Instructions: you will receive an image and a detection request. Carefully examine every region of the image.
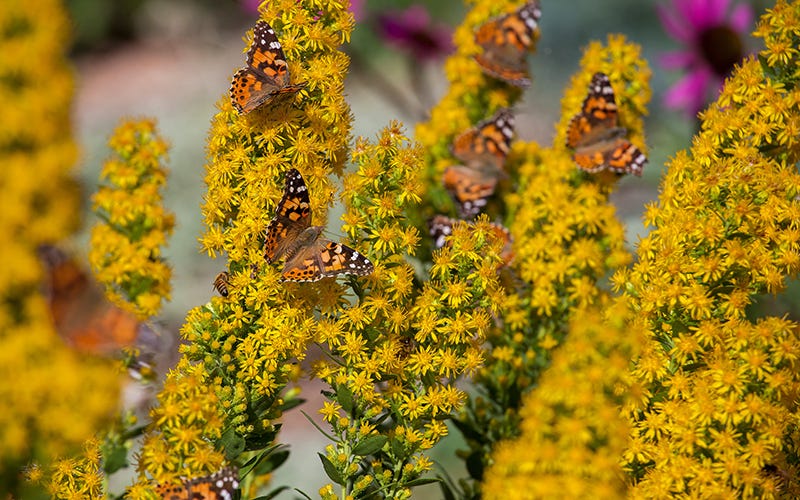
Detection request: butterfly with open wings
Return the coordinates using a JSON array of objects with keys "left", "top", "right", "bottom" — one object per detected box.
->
[
  {"left": 565, "top": 72, "right": 647, "bottom": 176},
  {"left": 263, "top": 169, "right": 373, "bottom": 282},
  {"left": 230, "top": 20, "right": 307, "bottom": 114},
  {"left": 474, "top": 1, "right": 542, "bottom": 87},
  {"left": 443, "top": 108, "right": 514, "bottom": 219}
]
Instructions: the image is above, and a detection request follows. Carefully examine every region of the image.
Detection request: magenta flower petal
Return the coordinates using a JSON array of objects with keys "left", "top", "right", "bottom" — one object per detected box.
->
[
  {"left": 664, "top": 68, "right": 713, "bottom": 115},
  {"left": 376, "top": 4, "right": 453, "bottom": 61},
  {"left": 729, "top": 3, "right": 754, "bottom": 32},
  {"left": 660, "top": 50, "right": 698, "bottom": 70},
  {"left": 657, "top": 4, "right": 693, "bottom": 42},
  {"left": 350, "top": 0, "right": 365, "bottom": 21}
]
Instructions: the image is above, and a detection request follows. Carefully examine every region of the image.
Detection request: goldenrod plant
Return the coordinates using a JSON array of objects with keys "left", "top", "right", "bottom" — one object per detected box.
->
[{"left": 90, "top": 119, "right": 175, "bottom": 320}]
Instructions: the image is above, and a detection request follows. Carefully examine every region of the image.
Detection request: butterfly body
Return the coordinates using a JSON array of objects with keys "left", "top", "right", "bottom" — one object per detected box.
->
[
  {"left": 443, "top": 109, "right": 514, "bottom": 219},
  {"left": 565, "top": 72, "right": 647, "bottom": 175},
  {"left": 474, "top": 1, "right": 541, "bottom": 87},
  {"left": 263, "top": 169, "right": 373, "bottom": 282},
  {"left": 230, "top": 20, "right": 307, "bottom": 114}
]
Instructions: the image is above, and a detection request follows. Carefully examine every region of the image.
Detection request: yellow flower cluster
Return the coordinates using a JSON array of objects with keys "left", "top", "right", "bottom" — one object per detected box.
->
[
  {"left": 134, "top": 0, "right": 356, "bottom": 486},
  {"left": 616, "top": 1, "right": 800, "bottom": 496},
  {"left": 135, "top": 358, "right": 228, "bottom": 488},
  {"left": 315, "top": 123, "right": 502, "bottom": 497},
  {"left": 41, "top": 439, "right": 105, "bottom": 499},
  {"left": 483, "top": 299, "right": 644, "bottom": 499},
  {"left": 90, "top": 119, "right": 175, "bottom": 319},
  {"left": 200, "top": 0, "right": 354, "bottom": 264},
  {"left": 0, "top": 1, "right": 121, "bottom": 497}
]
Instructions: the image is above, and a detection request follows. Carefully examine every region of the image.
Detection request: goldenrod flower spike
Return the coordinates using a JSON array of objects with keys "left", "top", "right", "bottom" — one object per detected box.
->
[
  {"left": 483, "top": 300, "right": 645, "bottom": 499},
  {"left": 133, "top": 0, "right": 358, "bottom": 490},
  {"left": 90, "top": 119, "right": 175, "bottom": 320},
  {"left": 618, "top": 1, "right": 800, "bottom": 496},
  {"left": 315, "top": 122, "right": 503, "bottom": 497}
]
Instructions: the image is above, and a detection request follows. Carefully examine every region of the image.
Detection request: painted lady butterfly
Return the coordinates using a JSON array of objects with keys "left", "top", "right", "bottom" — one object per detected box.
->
[
  {"left": 230, "top": 20, "right": 307, "bottom": 114},
  {"left": 37, "top": 245, "right": 149, "bottom": 356},
  {"left": 565, "top": 72, "right": 647, "bottom": 176},
  {"left": 443, "top": 108, "right": 514, "bottom": 219},
  {"left": 213, "top": 271, "right": 230, "bottom": 297},
  {"left": 155, "top": 467, "right": 239, "bottom": 500},
  {"left": 428, "top": 215, "right": 514, "bottom": 264},
  {"left": 263, "top": 169, "right": 374, "bottom": 282},
  {"left": 474, "top": 1, "right": 542, "bottom": 87}
]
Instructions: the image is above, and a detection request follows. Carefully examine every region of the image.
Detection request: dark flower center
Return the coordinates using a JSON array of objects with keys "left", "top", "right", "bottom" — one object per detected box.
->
[{"left": 699, "top": 25, "right": 744, "bottom": 77}]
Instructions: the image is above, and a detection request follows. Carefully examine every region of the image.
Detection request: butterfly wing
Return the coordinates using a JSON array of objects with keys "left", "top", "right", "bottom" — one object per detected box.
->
[
  {"left": 264, "top": 168, "right": 312, "bottom": 263},
  {"left": 282, "top": 238, "right": 373, "bottom": 282},
  {"left": 442, "top": 165, "right": 498, "bottom": 219},
  {"left": 155, "top": 467, "right": 239, "bottom": 500},
  {"left": 38, "top": 245, "right": 141, "bottom": 355},
  {"left": 451, "top": 108, "right": 515, "bottom": 171},
  {"left": 604, "top": 140, "right": 647, "bottom": 176},
  {"left": 230, "top": 20, "right": 307, "bottom": 114},
  {"left": 428, "top": 215, "right": 456, "bottom": 249},
  {"left": 474, "top": 1, "right": 541, "bottom": 87},
  {"left": 186, "top": 467, "right": 239, "bottom": 500}
]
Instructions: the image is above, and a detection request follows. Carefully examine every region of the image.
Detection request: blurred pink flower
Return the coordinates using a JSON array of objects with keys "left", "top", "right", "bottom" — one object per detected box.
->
[
  {"left": 350, "top": 0, "right": 365, "bottom": 21},
  {"left": 376, "top": 5, "right": 454, "bottom": 61},
  {"left": 658, "top": 0, "right": 754, "bottom": 116}
]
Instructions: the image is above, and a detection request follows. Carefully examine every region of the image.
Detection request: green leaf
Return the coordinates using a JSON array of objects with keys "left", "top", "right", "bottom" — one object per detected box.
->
[
  {"left": 352, "top": 435, "right": 388, "bottom": 456},
  {"left": 439, "top": 479, "right": 457, "bottom": 500},
  {"left": 240, "top": 445, "right": 290, "bottom": 477},
  {"left": 405, "top": 477, "right": 440, "bottom": 486},
  {"left": 218, "top": 428, "right": 246, "bottom": 460},
  {"left": 318, "top": 453, "right": 344, "bottom": 485},
  {"left": 253, "top": 449, "right": 290, "bottom": 476},
  {"left": 301, "top": 410, "right": 336, "bottom": 441},
  {"left": 336, "top": 385, "right": 354, "bottom": 414},
  {"left": 102, "top": 444, "right": 129, "bottom": 474},
  {"left": 293, "top": 489, "right": 313, "bottom": 500},
  {"left": 251, "top": 486, "right": 290, "bottom": 500},
  {"left": 279, "top": 396, "right": 305, "bottom": 412}
]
